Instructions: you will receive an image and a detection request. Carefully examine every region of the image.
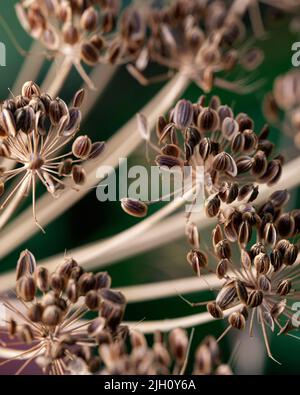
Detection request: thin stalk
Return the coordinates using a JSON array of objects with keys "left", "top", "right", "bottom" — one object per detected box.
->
[
  {"left": 43, "top": 57, "right": 73, "bottom": 98},
  {"left": 126, "top": 305, "right": 242, "bottom": 334},
  {"left": 35, "top": 155, "right": 300, "bottom": 272},
  {"left": 0, "top": 73, "right": 189, "bottom": 259}
]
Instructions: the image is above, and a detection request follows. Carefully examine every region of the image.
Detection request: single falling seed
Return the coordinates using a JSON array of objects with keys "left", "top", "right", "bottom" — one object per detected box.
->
[
  {"left": 16, "top": 249, "right": 36, "bottom": 280},
  {"left": 121, "top": 198, "right": 148, "bottom": 218},
  {"left": 155, "top": 154, "right": 183, "bottom": 169},
  {"left": 173, "top": 99, "right": 194, "bottom": 129}
]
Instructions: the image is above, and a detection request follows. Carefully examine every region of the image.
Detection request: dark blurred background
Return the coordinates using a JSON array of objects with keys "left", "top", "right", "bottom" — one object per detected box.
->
[{"left": 0, "top": 0, "right": 299, "bottom": 374}]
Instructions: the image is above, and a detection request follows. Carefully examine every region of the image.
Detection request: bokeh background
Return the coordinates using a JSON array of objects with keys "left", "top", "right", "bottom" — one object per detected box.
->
[{"left": 0, "top": 0, "right": 299, "bottom": 374}]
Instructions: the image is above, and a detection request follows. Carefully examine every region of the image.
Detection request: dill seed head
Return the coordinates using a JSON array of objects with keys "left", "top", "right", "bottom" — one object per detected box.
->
[
  {"left": 0, "top": 250, "right": 127, "bottom": 375},
  {"left": 0, "top": 81, "right": 105, "bottom": 230}
]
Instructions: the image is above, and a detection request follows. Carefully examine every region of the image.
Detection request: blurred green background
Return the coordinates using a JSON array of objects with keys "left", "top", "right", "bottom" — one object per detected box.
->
[{"left": 0, "top": 0, "right": 299, "bottom": 374}]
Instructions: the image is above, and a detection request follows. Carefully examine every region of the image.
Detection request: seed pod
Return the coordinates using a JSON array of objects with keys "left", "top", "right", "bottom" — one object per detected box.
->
[
  {"left": 169, "top": 328, "right": 188, "bottom": 364},
  {"left": 49, "top": 99, "right": 67, "bottom": 125},
  {"left": 50, "top": 272, "right": 66, "bottom": 294},
  {"left": 121, "top": 198, "right": 148, "bottom": 218},
  {"left": 42, "top": 305, "right": 62, "bottom": 326},
  {"left": 81, "top": 42, "right": 99, "bottom": 65},
  {"left": 236, "top": 113, "right": 254, "bottom": 131},
  {"left": 2, "top": 109, "right": 16, "bottom": 137},
  {"left": 221, "top": 117, "right": 238, "bottom": 140},
  {"left": 81, "top": 7, "right": 98, "bottom": 31},
  {"left": 205, "top": 194, "right": 220, "bottom": 218},
  {"left": 277, "top": 213, "right": 295, "bottom": 238},
  {"left": 276, "top": 279, "right": 291, "bottom": 296},
  {"left": 85, "top": 290, "right": 101, "bottom": 311},
  {"left": 16, "top": 275, "right": 36, "bottom": 302},
  {"left": 173, "top": 99, "right": 193, "bottom": 129},
  {"left": 250, "top": 242, "right": 266, "bottom": 258},
  {"left": 247, "top": 290, "right": 263, "bottom": 308},
  {"left": 187, "top": 249, "right": 208, "bottom": 274},
  {"left": 78, "top": 272, "right": 96, "bottom": 295},
  {"left": 238, "top": 221, "right": 251, "bottom": 247},
  {"left": 215, "top": 239, "right": 231, "bottom": 260},
  {"left": 197, "top": 107, "right": 219, "bottom": 132},
  {"left": 156, "top": 116, "right": 167, "bottom": 139},
  {"left": 254, "top": 253, "right": 270, "bottom": 274},
  {"left": 270, "top": 249, "right": 283, "bottom": 272},
  {"left": 72, "top": 135, "right": 92, "bottom": 159},
  {"left": 251, "top": 151, "right": 267, "bottom": 177},
  {"left": 72, "top": 165, "right": 86, "bottom": 185},
  {"left": 235, "top": 280, "right": 248, "bottom": 304},
  {"left": 207, "top": 302, "right": 223, "bottom": 319},
  {"left": 73, "top": 89, "right": 85, "bottom": 108},
  {"left": 263, "top": 222, "right": 277, "bottom": 247},
  {"left": 22, "top": 81, "right": 41, "bottom": 98},
  {"left": 199, "top": 137, "right": 212, "bottom": 161},
  {"left": 229, "top": 312, "right": 245, "bottom": 330},
  {"left": 90, "top": 34, "right": 104, "bottom": 51},
  {"left": 241, "top": 249, "right": 251, "bottom": 270},
  {"left": 35, "top": 267, "right": 50, "bottom": 292},
  {"left": 16, "top": 249, "right": 36, "bottom": 280},
  {"left": 94, "top": 272, "right": 111, "bottom": 290},
  {"left": 66, "top": 279, "right": 79, "bottom": 303},
  {"left": 27, "top": 303, "right": 44, "bottom": 323},
  {"left": 231, "top": 132, "right": 245, "bottom": 153},
  {"left": 218, "top": 105, "right": 234, "bottom": 124},
  {"left": 194, "top": 343, "right": 212, "bottom": 374},
  {"left": 155, "top": 154, "right": 183, "bottom": 169},
  {"left": 8, "top": 319, "right": 17, "bottom": 338},
  {"left": 216, "top": 283, "right": 237, "bottom": 310},
  {"left": 216, "top": 259, "right": 229, "bottom": 279},
  {"left": 258, "top": 275, "right": 271, "bottom": 292},
  {"left": 236, "top": 156, "right": 253, "bottom": 174},
  {"left": 276, "top": 239, "right": 290, "bottom": 256},
  {"left": 283, "top": 244, "right": 298, "bottom": 266},
  {"left": 57, "top": 258, "right": 78, "bottom": 278},
  {"left": 63, "top": 23, "right": 79, "bottom": 45},
  {"left": 212, "top": 224, "right": 223, "bottom": 248}
]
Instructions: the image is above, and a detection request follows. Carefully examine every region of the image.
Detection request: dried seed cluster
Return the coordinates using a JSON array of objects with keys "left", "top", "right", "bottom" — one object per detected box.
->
[
  {"left": 186, "top": 188, "right": 300, "bottom": 362},
  {"left": 16, "top": 0, "right": 121, "bottom": 87},
  {"left": 123, "top": 95, "right": 282, "bottom": 219},
  {"left": 0, "top": 81, "right": 105, "bottom": 229},
  {"left": 264, "top": 70, "right": 300, "bottom": 148},
  {"left": 125, "top": 0, "right": 263, "bottom": 91},
  {"left": 0, "top": 249, "right": 127, "bottom": 375},
  {"left": 69, "top": 329, "right": 232, "bottom": 375}
]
